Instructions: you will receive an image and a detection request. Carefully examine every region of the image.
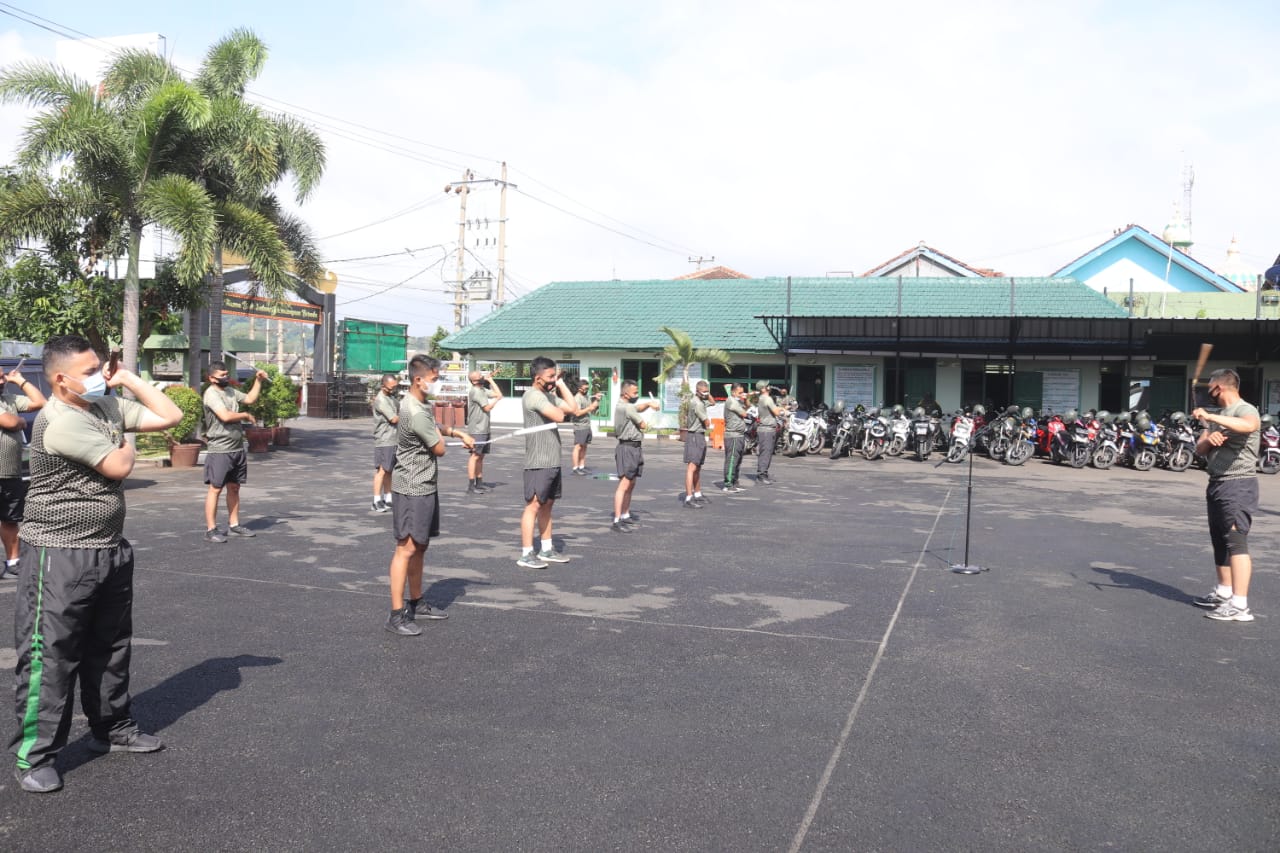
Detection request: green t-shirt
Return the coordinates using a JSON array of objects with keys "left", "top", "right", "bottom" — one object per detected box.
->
[
  {"left": 203, "top": 385, "right": 249, "bottom": 454},
  {"left": 22, "top": 396, "right": 146, "bottom": 548},
  {"left": 372, "top": 391, "right": 400, "bottom": 447},
  {"left": 724, "top": 398, "right": 747, "bottom": 437},
  {"left": 614, "top": 401, "right": 644, "bottom": 442},
  {"left": 0, "top": 392, "right": 32, "bottom": 478},
  {"left": 467, "top": 384, "right": 495, "bottom": 433},
  {"left": 392, "top": 394, "right": 441, "bottom": 496},
  {"left": 757, "top": 391, "right": 778, "bottom": 428},
  {"left": 1206, "top": 400, "right": 1260, "bottom": 480},
  {"left": 572, "top": 393, "right": 592, "bottom": 427},
  {"left": 522, "top": 387, "right": 563, "bottom": 470},
  {"left": 684, "top": 396, "right": 708, "bottom": 433}
]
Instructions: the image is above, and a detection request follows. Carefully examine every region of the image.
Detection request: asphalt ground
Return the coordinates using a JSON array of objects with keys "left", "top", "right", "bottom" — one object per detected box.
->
[{"left": 0, "top": 420, "right": 1278, "bottom": 852}]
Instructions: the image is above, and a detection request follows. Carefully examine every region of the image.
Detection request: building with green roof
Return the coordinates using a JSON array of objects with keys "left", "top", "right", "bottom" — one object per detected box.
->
[{"left": 442, "top": 276, "right": 1280, "bottom": 426}]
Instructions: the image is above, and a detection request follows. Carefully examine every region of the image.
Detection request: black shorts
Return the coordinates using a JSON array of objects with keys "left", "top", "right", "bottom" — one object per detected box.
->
[
  {"left": 204, "top": 450, "right": 248, "bottom": 488},
  {"left": 615, "top": 442, "right": 644, "bottom": 480},
  {"left": 1207, "top": 477, "right": 1259, "bottom": 565},
  {"left": 0, "top": 477, "right": 27, "bottom": 523},
  {"left": 573, "top": 426, "right": 592, "bottom": 447},
  {"left": 392, "top": 492, "right": 440, "bottom": 545},
  {"left": 469, "top": 433, "right": 491, "bottom": 456},
  {"left": 374, "top": 445, "right": 397, "bottom": 473},
  {"left": 683, "top": 432, "right": 707, "bottom": 465},
  {"left": 523, "top": 468, "right": 562, "bottom": 504}
]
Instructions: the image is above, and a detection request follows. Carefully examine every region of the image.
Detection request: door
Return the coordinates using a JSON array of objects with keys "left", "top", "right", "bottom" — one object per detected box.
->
[
  {"left": 796, "top": 365, "right": 824, "bottom": 410},
  {"left": 588, "top": 367, "right": 613, "bottom": 420}
]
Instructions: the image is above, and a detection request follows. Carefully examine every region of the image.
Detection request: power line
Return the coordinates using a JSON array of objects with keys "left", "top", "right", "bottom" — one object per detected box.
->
[
  {"left": 336, "top": 253, "right": 449, "bottom": 306},
  {"left": 512, "top": 187, "right": 688, "bottom": 256}
]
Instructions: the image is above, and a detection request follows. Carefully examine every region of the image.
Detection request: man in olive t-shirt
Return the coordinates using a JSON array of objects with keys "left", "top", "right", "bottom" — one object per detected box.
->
[
  {"left": 682, "top": 381, "right": 711, "bottom": 508},
  {"left": 610, "top": 380, "right": 658, "bottom": 533},
  {"left": 517, "top": 358, "right": 587, "bottom": 569},
  {"left": 465, "top": 370, "right": 502, "bottom": 494},
  {"left": 721, "top": 384, "right": 748, "bottom": 492},
  {"left": 1191, "top": 368, "right": 1262, "bottom": 622},
  {"left": 570, "top": 378, "right": 602, "bottom": 475},
  {"left": 0, "top": 365, "right": 45, "bottom": 577},
  {"left": 11, "top": 335, "right": 181, "bottom": 794},
  {"left": 201, "top": 362, "right": 267, "bottom": 544},
  {"left": 370, "top": 373, "right": 400, "bottom": 513}
]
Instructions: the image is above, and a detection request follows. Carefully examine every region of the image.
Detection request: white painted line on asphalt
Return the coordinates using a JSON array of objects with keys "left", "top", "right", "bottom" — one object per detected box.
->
[{"left": 787, "top": 488, "right": 953, "bottom": 853}]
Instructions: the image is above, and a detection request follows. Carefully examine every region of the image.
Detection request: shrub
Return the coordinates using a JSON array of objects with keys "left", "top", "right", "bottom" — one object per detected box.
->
[{"left": 163, "top": 385, "right": 203, "bottom": 445}]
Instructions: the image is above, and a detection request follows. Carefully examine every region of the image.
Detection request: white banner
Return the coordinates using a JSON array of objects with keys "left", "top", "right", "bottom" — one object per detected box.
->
[
  {"left": 662, "top": 364, "right": 702, "bottom": 412},
  {"left": 832, "top": 365, "right": 876, "bottom": 408},
  {"left": 1041, "top": 369, "right": 1080, "bottom": 413}
]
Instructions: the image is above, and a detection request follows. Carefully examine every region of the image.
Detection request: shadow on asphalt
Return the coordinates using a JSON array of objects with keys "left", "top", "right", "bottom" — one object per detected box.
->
[
  {"left": 425, "top": 577, "right": 492, "bottom": 608},
  {"left": 59, "top": 654, "right": 283, "bottom": 773},
  {"left": 1088, "top": 564, "right": 1196, "bottom": 605}
]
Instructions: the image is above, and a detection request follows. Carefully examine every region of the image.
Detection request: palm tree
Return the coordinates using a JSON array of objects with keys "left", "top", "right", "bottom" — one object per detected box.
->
[
  {"left": 182, "top": 29, "right": 326, "bottom": 381},
  {"left": 654, "top": 326, "right": 733, "bottom": 420},
  {"left": 0, "top": 43, "right": 298, "bottom": 376}
]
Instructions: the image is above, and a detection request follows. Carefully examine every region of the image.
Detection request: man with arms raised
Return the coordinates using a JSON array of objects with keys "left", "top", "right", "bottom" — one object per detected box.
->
[
  {"left": 370, "top": 373, "right": 400, "bottom": 513},
  {"left": 1191, "top": 368, "right": 1262, "bottom": 622},
  {"left": 682, "top": 380, "right": 712, "bottom": 508},
  {"left": 570, "top": 377, "right": 602, "bottom": 475},
  {"left": 385, "top": 355, "right": 474, "bottom": 635},
  {"left": 0, "top": 364, "right": 46, "bottom": 578},
  {"left": 465, "top": 369, "right": 502, "bottom": 495},
  {"left": 11, "top": 335, "right": 181, "bottom": 793},
  {"left": 202, "top": 361, "right": 268, "bottom": 543},
  {"left": 611, "top": 379, "right": 659, "bottom": 532},
  {"left": 517, "top": 357, "right": 584, "bottom": 569}
]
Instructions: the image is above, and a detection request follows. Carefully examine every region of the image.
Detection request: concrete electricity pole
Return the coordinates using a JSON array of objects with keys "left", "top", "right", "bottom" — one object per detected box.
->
[{"left": 451, "top": 168, "right": 473, "bottom": 331}]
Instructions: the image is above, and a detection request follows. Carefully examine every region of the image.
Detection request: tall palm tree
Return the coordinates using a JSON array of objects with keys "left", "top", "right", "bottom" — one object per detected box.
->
[
  {"left": 654, "top": 325, "right": 733, "bottom": 408},
  {"left": 0, "top": 43, "right": 298, "bottom": 376},
  {"left": 183, "top": 29, "right": 326, "bottom": 381}
]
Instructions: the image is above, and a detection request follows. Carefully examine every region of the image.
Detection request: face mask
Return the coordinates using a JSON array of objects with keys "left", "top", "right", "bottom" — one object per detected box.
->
[
  {"left": 74, "top": 371, "right": 107, "bottom": 400},
  {"left": 213, "top": 376, "right": 231, "bottom": 388},
  {"left": 427, "top": 380, "right": 442, "bottom": 396}
]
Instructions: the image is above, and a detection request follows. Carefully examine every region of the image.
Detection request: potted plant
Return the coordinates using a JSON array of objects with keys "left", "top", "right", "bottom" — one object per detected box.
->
[
  {"left": 653, "top": 326, "right": 732, "bottom": 439},
  {"left": 246, "top": 363, "right": 300, "bottom": 447},
  {"left": 162, "top": 385, "right": 204, "bottom": 468}
]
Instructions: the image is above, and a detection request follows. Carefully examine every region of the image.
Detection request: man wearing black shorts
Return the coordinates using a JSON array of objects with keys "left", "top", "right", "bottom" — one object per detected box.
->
[
  {"left": 11, "top": 335, "right": 181, "bottom": 793},
  {"left": 517, "top": 358, "right": 582, "bottom": 569},
  {"left": 754, "top": 380, "right": 782, "bottom": 485},
  {"left": 611, "top": 380, "right": 658, "bottom": 533},
  {"left": 570, "top": 378, "right": 602, "bottom": 475},
  {"left": 682, "top": 380, "right": 711, "bottom": 508},
  {"left": 201, "top": 362, "right": 267, "bottom": 543},
  {"left": 371, "top": 373, "right": 400, "bottom": 512},
  {"left": 465, "top": 370, "right": 502, "bottom": 494},
  {"left": 0, "top": 365, "right": 45, "bottom": 578},
  {"left": 1191, "top": 368, "right": 1261, "bottom": 622},
  {"left": 385, "top": 354, "right": 474, "bottom": 635}
]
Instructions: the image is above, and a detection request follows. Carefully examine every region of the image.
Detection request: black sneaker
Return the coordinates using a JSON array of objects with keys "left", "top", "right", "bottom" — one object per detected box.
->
[
  {"left": 683, "top": 498, "right": 702, "bottom": 509},
  {"left": 466, "top": 484, "right": 477, "bottom": 495},
  {"left": 620, "top": 515, "right": 638, "bottom": 525},
  {"left": 204, "top": 528, "right": 227, "bottom": 544},
  {"left": 228, "top": 525, "right": 256, "bottom": 537},
  {"left": 1192, "top": 590, "right": 1230, "bottom": 608},
  {"left": 757, "top": 474, "right": 774, "bottom": 485},
  {"left": 88, "top": 730, "right": 164, "bottom": 754},
  {"left": 371, "top": 499, "right": 389, "bottom": 513},
  {"left": 385, "top": 607, "right": 423, "bottom": 635},
  {"left": 692, "top": 496, "right": 710, "bottom": 506},
  {"left": 408, "top": 598, "right": 449, "bottom": 621},
  {"left": 473, "top": 481, "right": 489, "bottom": 493},
  {"left": 0, "top": 562, "right": 18, "bottom": 579},
  {"left": 14, "top": 765, "right": 62, "bottom": 793},
  {"left": 610, "top": 521, "right": 633, "bottom": 534}
]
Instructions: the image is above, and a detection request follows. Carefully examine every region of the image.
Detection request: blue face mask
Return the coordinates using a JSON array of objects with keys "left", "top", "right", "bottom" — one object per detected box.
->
[{"left": 75, "top": 371, "right": 107, "bottom": 400}]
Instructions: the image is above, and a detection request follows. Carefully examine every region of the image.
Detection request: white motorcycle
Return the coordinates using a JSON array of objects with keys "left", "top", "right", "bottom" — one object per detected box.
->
[{"left": 785, "top": 409, "right": 825, "bottom": 456}]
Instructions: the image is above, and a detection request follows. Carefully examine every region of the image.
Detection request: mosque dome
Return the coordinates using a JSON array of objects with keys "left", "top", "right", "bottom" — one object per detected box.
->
[
  {"left": 1162, "top": 204, "right": 1192, "bottom": 249},
  {"left": 1222, "top": 235, "right": 1258, "bottom": 291}
]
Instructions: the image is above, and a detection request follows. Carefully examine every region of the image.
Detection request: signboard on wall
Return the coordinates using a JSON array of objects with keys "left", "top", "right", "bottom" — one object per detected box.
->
[
  {"left": 832, "top": 365, "right": 875, "bottom": 408},
  {"left": 662, "top": 364, "right": 702, "bottom": 412},
  {"left": 1041, "top": 369, "right": 1080, "bottom": 413}
]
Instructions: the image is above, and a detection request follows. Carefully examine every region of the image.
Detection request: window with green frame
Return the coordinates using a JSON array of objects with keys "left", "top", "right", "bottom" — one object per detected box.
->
[
  {"left": 621, "top": 359, "right": 661, "bottom": 400},
  {"left": 707, "top": 363, "right": 787, "bottom": 398}
]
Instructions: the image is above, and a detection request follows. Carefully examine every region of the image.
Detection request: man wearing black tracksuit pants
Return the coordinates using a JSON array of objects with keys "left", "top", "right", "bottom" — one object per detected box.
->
[
  {"left": 721, "top": 384, "right": 747, "bottom": 493},
  {"left": 10, "top": 335, "right": 181, "bottom": 794}
]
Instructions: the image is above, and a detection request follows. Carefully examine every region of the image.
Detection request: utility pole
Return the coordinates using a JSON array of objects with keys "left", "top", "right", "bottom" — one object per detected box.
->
[
  {"left": 496, "top": 161, "right": 509, "bottom": 308},
  {"left": 688, "top": 255, "right": 715, "bottom": 271},
  {"left": 452, "top": 168, "right": 473, "bottom": 331}
]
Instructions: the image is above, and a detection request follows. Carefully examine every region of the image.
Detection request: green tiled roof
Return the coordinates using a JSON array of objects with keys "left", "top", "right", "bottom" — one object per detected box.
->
[{"left": 442, "top": 277, "right": 1126, "bottom": 353}]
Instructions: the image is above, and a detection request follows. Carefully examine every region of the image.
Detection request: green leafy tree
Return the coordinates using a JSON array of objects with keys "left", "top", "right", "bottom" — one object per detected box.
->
[
  {"left": 246, "top": 362, "right": 300, "bottom": 427},
  {"left": 428, "top": 325, "right": 451, "bottom": 360},
  {"left": 654, "top": 325, "right": 732, "bottom": 423},
  {"left": 0, "top": 33, "right": 307, "bottom": 377}
]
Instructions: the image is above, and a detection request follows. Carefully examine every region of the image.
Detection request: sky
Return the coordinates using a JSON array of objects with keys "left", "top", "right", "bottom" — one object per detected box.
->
[{"left": 1, "top": 0, "right": 1279, "bottom": 336}]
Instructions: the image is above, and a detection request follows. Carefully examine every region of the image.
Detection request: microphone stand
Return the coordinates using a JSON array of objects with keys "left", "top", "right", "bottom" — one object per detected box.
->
[{"left": 935, "top": 421, "right": 992, "bottom": 575}]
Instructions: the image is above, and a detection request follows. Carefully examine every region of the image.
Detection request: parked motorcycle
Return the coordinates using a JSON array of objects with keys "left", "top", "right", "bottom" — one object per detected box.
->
[
  {"left": 785, "top": 407, "right": 826, "bottom": 456},
  {"left": 1157, "top": 411, "right": 1195, "bottom": 472},
  {"left": 1091, "top": 411, "right": 1122, "bottom": 469},
  {"left": 987, "top": 406, "right": 1019, "bottom": 462},
  {"left": 860, "top": 406, "right": 890, "bottom": 460},
  {"left": 1128, "top": 411, "right": 1160, "bottom": 471},
  {"left": 910, "top": 407, "right": 939, "bottom": 461},
  {"left": 886, "top": 404, "right": 910, "bottom": 457},
  {"left": 1259, "top": 414, "right": 1280, "bottom": 474},
  {"left": 828, "top": 403, "right": 858, "bottom": 459},
  {"left": 1003, "top": 407, "right": 1037, "bottom": 466},
  {"left": 1050, "top": 409, "right": 1092, "bottom": 468},
  {"left": 946, "top": 408, "right": 976, "bottom": 463}
]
